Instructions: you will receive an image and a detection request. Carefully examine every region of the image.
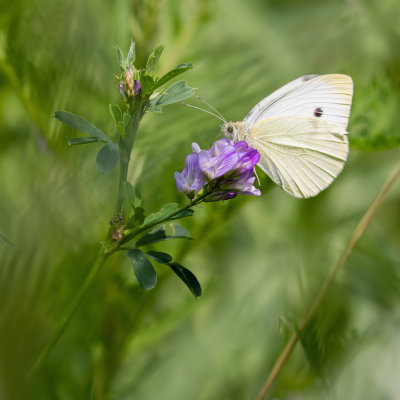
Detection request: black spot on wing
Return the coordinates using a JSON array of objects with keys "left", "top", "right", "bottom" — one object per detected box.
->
[{"left": 314, "top": 107, "right": 323, "bottom": 117}]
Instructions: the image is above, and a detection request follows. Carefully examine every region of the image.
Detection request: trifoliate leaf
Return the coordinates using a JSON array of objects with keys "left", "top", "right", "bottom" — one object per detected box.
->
[
  {"left": 96, "top": 141, "right": 119, "bottom": 173},
  {"left": 127, "top": 249, "right": 157, "bottom": 290}
]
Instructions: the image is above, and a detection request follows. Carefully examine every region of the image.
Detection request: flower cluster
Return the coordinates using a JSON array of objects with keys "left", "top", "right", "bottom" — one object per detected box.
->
[
  {"left": 120, "top": 67, "right": 141, "bottom": 98},
  {"left": 175, "top": 139, "right": 261, "bottom": 201}
]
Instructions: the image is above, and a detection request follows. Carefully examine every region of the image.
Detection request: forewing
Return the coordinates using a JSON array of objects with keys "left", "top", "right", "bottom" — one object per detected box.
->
[
  {"left": 243, "top": 74, "right": 353, "bottom": 130},
  {"left": 248, "top": 116, "right": 349, "bottom": 198}
]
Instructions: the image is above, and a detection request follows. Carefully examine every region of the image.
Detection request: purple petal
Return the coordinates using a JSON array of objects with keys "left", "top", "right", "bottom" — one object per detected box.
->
[
  {"left": 174, "top": 171, "right": 186, "bottom": 192},
  {"left": 192, "top": 143, "right": 201, "bottom": 153},
  {"left": 119, "top": 82, "right": 124, "bottom": 96},
  {"left": 208, "top": 138, "right": 231, "bottom": 157},
  {"left": 134, "top": 79, "right": 141, "bottom": 95},
  {"left": 201, "top": 145, "right": 239, "bottom": 180},
  {"left": 175, "top": 153, "right": 205, "bottom": 198},
  {"left": 233, "top": 141, "right": 250, "bottom": 153},
  {"left": 235, "top": 149, "right": 260, "bottom": 174},
  {"left": 198, "top": 150, "right": 210, "bottom": 172},
  {"left": 204, "top": 191, "right": 237, "bottom": 202}
]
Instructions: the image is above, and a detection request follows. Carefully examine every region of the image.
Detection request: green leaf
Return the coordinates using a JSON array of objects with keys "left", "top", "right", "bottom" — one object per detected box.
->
[
  {"left": 147, "top": 251, "right": 172, "bottom": 264},
  {"left": 168, "top": 262, "right": 201, "bottom": 298},
  {"left": 140, "top": 72, "right": 156, "bottom": 94},
  {"left": 0, "top": 231, "right": 14, "bottom": 247},
  {"left": 147, "top": 106, "right": 163, "bottom": 114},
  {"left": 116, "top": 46, "right": 125, "bottom": 70},
  {"left": 126, "top": 41, "right": 136, "bottom": 66},
  {"left": 136, "top": 229, "right": 168, "bottom": 247},
  {"left": 96, "top": 141, "right": 119, "bottom": 173},
  {"left": 146, "top": 44, "right": 165, "bottom": 75},
  {"left": 152, "top": 62, "right": 193, "bottom": 91},
  {"left": 136, "top": 223, "right": 191, "bottom": 247},
  {"left": 68, "top": 137, "right": 100, "bottom": 146},
  {"left": 143, "top": 203, "right": 179, "bottom": 225},
  {"left": 109, "top": 104, "right": 123, "bottom": 126},
  {"left": 167, "top": 223, "right": 191, "bottom": 238},
  {"left": 55, "top": 111, "right": 109, "bottom": 142},
  {"left": 170, "top": 209, "right": 194, "bottom": 220},
  {"left": 127, "top": 249, "right": 157, "bottom": 290},
  {"left": 149, "top": 81, "right": 194, "bottom": 108}
]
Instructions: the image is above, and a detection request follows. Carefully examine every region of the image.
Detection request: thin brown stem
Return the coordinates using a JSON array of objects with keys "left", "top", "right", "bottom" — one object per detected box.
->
[{"left": 255, "top": 161, "right": 400, "bottom": 400}]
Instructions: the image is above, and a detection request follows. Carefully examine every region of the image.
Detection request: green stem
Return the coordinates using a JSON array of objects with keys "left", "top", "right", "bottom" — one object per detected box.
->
[
  {"left": 28, "top": 246, "right": 111, "bottom": 379},
  {"left": 255, "top": 161, "right": 400, "bottom": 400},
  {"left": 28, "top": 98, "right": 148, "bottom": 378},
  {"left": 119, "top": 192, "right": 209, "bottom": 246},
  {"left": 114, "top": 101, "right": 147, "bottom": 216}
]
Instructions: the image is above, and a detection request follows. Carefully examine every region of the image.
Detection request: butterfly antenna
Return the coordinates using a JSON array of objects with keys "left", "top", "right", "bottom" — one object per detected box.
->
[
  {"left": 254, "top": 167, "right": 261, "bottom": 186},
  {"left": 181, "top": 102, "right": 226, "bottom": 123},
  {"left": 196, "top": 96, "right": 227, "bottom": 123}
]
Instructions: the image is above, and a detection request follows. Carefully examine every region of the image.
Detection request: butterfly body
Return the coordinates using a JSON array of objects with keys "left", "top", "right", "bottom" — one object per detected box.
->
[{"left": 221, "top": 74, "right": 353, "bottom": 198}]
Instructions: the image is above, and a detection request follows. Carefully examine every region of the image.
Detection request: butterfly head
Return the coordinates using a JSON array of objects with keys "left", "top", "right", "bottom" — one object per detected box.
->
[{"left": 221, "top": 122, "right": 245, "bottom": 142}]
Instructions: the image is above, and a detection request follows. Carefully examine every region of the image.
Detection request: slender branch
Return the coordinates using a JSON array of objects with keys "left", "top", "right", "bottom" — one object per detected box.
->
[
  {"left": 28, "top": 246, "right": 110, "bottom": 379},
  {"left": 119, "top": 192, "right": 209, "bottom": 246},
  {"left": 255, "top": 161, "right": 400, "bottom": 400}
]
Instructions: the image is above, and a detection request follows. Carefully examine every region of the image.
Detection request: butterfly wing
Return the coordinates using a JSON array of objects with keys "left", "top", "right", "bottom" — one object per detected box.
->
[
  {"left": 243, "top": 74, "right": 353, "bottom": 130},
  {"left": 248, "top": 116, "right": 348, "bottom": 198}
]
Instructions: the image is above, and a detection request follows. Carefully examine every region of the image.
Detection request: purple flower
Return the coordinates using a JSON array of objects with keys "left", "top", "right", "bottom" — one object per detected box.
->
[
  {"left": 220, "top": 169, "right": 261, "bottom": 196},
  {"left": 174, "top": 153, "right": 205, "bottom": 199},
  {"left": 175, "top": 140, "right": 261, "bottom": 201},
  {"left": 119, "top": 82, "right": 124, "bottom": 96},
  {"left": 133, "top": 79, "right": 141, "bottom": 96},
  {"left": 232, "top": 141, "right": 260, "bottom": 174}
]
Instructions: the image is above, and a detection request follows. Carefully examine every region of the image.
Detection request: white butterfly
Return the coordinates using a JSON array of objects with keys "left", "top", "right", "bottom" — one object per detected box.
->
[{"left": 221, "top": 74, "right": 353, "bottom": 198}]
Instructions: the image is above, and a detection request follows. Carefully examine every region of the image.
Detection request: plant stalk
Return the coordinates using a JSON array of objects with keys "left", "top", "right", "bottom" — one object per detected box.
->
[
  {"left": 255, "top": 161, "right": 400, "bottom": 400},
  {"left": 120, "top": 192, "right": 209, "bottom": 246},
  {"left": 28, "top": 246, "right": 110, "bottom": 379},
  {"left": 29, "top": 99, "right": 148, "bottom": 378}
]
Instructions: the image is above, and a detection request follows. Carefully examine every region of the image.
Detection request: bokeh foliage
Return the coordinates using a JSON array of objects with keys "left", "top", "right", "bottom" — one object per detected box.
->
[{"left": 0, "top": 0, "right": 399, "bottom": 399}]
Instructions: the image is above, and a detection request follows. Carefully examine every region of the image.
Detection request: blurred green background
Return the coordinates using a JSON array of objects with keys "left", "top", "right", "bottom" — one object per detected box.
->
[{"left": 1, "top": 0, "right": 400, "bottom": 399}]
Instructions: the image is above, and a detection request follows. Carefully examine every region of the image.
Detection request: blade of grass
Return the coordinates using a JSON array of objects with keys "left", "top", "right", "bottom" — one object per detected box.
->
[{"left": 255, "top": 161, "right": 400, "bottom": 400}]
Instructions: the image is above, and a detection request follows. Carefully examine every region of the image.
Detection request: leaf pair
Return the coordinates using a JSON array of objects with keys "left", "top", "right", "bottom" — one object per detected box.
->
[
  {"left": 127, "top": 248, "right": 201, "bottom": 297},
  {"left": 55, "top": 111, "right": 119, "bottom": 173}
]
